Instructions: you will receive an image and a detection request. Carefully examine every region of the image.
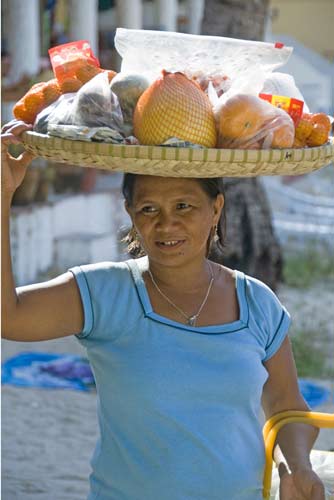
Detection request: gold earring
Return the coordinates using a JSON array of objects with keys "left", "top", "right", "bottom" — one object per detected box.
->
[{"left": 213, "top": 224, "right": 218, "bottom": 242}]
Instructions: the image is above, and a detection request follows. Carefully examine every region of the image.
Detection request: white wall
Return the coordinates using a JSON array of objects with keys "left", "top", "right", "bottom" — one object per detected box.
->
[{"left": 10, "top": 190, "right": 131, "bottom": 286}]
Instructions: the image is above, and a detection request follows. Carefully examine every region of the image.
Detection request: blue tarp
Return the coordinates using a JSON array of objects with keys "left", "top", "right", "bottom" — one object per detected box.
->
[
  {"left": 1, "top": 352, "right": 333, "bottom": 407},
  {"left": 1, "top": 352, "right": 95, "bottom": 391}
]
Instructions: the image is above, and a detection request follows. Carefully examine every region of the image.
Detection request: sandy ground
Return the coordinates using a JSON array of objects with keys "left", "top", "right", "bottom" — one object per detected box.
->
[{"left": 2, "top": 282, "right": 334, "bottom": 500}]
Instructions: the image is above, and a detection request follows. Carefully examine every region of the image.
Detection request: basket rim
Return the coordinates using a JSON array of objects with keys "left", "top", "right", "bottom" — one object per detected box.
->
[{"left": 22, "top": 131, "right": 334, "bottom": 165}]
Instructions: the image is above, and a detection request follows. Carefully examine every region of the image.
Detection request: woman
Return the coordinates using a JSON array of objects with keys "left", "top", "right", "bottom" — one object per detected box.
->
[{"left": 1, "top": 120, "right": 325, "bottom": 500}]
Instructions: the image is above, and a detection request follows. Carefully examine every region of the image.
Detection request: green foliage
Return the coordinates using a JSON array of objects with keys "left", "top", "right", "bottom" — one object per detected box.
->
[
  {"left": 283, "top": 250, "right": 334, "bottom": 288},
  {"left": 291, "top": 331, "right": 334, "bottom": 379}
]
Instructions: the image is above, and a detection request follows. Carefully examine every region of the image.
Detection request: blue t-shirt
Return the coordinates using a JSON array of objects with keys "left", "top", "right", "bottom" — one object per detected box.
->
[{"left": 70, "top": 257, "right": 291, "bottom": 500}]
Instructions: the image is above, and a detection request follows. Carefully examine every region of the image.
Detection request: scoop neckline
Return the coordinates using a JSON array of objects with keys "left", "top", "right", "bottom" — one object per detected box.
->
[{"left": 126, "top": 257, "right": 249, "bottom": 334}]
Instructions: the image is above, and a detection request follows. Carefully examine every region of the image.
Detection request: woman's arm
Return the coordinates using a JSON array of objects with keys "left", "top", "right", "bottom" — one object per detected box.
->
[
  {"left": 262, "top": 336, "right": 325, "bottom": 500},
  {"left": 1, "top": 121, "right": 84, "bottom": 341}
]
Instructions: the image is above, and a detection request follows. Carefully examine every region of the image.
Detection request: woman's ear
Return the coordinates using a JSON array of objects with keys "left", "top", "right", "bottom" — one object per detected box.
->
[
  {"left": 124, "top": 200, "right": 132, "bottom": 217},
  {"left": 213, "top": 194, "right": 224, "bottom": 224}
]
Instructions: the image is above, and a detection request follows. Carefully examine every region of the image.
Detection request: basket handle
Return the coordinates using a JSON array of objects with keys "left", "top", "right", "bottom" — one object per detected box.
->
[{"left": 262, "top": 410, "right": 334, "bottom": 500}]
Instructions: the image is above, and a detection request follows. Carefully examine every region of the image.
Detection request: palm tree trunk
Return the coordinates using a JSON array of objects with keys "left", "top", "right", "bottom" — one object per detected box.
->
[{"left": 203, "top": 0, "right": 282, "bottom": 290}]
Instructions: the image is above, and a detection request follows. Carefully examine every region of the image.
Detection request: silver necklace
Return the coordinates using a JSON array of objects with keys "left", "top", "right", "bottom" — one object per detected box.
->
[{"left": 148, "top": 262, "right": 214, "bottom": 327}]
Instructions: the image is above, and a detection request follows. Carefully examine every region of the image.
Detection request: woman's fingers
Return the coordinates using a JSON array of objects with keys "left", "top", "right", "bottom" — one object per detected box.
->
[
  {"left": 15, "top": 150, "right": 36, "bottom": 166},
  {"left": 1, "top": 120, "right": 33, "bottom": 137},
  {"left": 1, "top": 132, "right": 21, "bottom": 145},
  {"left": 1, "top": 120, "right": 35, "bottom": 162},
  {"left": 311, "top": 481, "right": 326, "bottom": 500}
]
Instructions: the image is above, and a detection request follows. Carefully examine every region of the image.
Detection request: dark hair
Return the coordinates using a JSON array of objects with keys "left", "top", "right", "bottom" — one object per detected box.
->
[{"left": 122, "top": 173, "right": 226, "bottom": 258}]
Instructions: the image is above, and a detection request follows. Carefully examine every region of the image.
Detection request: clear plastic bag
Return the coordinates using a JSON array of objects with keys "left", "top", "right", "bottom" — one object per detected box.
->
[
  {"left": 261, "top": 72, "right": 309, "bottom": 112},
  {"left": 114, "top": 29, "right": 300, "bottom": 150},
  {"left": 270, "top": 450, "right": 334, "bottom": 500},
  {"left": 34, "top": 93, "right": 76, "bottom": 134},
  {"left": 115, "top": 28, "right": 292, "bottom": 98},
  {"left": 44, "top": 73, "right": 124, "bottom": 133},
  {"left": 71, "top": 72, "right": 124, "bottom": 130},
  {"left": 217, "top": 93, "right": 295, "bottom": 149}
]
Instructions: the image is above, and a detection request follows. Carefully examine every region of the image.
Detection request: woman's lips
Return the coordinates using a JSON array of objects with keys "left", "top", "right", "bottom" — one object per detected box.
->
[{"left": 155, "top": 239, "right": 185, "bottom": 249}]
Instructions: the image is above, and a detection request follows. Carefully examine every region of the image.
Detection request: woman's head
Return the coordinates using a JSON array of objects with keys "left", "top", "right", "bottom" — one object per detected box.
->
[{"left": 122, "top": 174, "right": 225, "bottom": 261}]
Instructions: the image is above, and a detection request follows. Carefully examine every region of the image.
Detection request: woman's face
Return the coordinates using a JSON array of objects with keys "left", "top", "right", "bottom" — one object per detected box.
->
[{"left": 126, "top": 176, "right": 224, "bottom": 267}]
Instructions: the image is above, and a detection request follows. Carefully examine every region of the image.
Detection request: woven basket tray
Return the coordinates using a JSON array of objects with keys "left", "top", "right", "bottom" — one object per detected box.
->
[{"left": 22, "top": 131, "right": 334, "bottom": 178}]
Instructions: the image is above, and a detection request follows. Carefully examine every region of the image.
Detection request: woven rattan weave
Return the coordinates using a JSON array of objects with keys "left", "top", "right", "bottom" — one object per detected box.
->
[{"left": 21, "top": 131, "right": 334, "bottom": 178}]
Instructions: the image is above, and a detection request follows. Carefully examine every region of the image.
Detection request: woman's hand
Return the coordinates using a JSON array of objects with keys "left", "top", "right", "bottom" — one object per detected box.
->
[
  {"left": 279, "top": 463, "right": 325, "bottom": 500},
  {"left": 1, "top": 120, "right": 35, "bottom": 197}
]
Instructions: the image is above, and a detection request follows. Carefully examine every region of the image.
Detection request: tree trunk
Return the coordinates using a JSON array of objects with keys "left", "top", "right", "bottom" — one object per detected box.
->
[{"left": 203, "top": 0, "right": 282, "bottom": 290}]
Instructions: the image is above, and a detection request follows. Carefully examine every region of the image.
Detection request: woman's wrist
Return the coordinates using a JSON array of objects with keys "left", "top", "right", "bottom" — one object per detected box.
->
[
  {"left": 274, "top": 444, "right": 312, "bottom": 473},
  {"left": 1, "top": 191, "right": 14, "bottom": 209}
]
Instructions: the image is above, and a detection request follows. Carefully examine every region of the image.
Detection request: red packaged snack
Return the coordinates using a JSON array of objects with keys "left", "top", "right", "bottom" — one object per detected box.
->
[
  {"left": 48, "top": 40, "right": 100, "bottom": 85},
  {"left": 259, "top": 93, "right": 304, "bottom": 125}
]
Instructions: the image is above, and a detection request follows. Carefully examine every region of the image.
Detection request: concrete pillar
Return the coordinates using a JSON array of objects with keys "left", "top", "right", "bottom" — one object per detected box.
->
[
  {"left": 156, "top": 0, "right": 178, "bottom": 32},
  {"left": 116, "top": 0, "right": 143, "bottom": 29},
  {"left": 69, "top": 0, "right": 98, "bottom": 56},
  {"left": 6, "top": 0, "right": 40, "bottom": 83},
  {"left": 186, "top": 0, "right": 205, "bottom": 34}
]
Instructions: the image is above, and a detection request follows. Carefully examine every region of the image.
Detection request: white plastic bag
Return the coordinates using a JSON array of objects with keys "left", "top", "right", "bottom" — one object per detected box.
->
[
  {"left": 115, "top": 28, "right": 293, "bottom": 103},
  {"left": 261, "top": 72, "right": 310, "bottom": 112},
  {"left": 270, "top": 450, "right": 334, "bottom": 500}
]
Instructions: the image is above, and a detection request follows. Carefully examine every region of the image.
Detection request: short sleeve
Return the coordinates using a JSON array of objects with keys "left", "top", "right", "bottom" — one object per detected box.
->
[
  {"left": 69, "top": 266, "right": 94, "bottom": 339},
  {"left": 245, "top": 275, "right": 291, "bottom": 361},
  {"left": 68, "top": 261, "right": 138, "bottom": 344},
  {"left": 263, "top": 302, "right": 291, "bottom": 361}
]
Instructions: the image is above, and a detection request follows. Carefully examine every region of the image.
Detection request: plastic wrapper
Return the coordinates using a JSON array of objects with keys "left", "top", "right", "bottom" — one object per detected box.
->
[
  {"left": 73, "top": 73, "right": 123, "bottom": 129},
  {"left": 261, "top": 72, "right": 310, "bottom": 113},
  {"left": 270, "top": 450, "right": 334, "bottom": 500},
  {"left": 217, "top": 94, "right": 295, "bottom": 150},
  {"left": 41, "top": 73, "right": 124, "bottom": 133},
  {"left": 47, "top": 124, "right": 139, "bottom": 144},
  {"left": 110, "top": 73, "right": 150, "bottom": 136},
  {"left": 259, "top": 93, "right": 304, "bottom": 125},
  {"left": 115, "top": 28, "right": 292, "bottom": 103},
  {"left": 34, "top": 94, "right": 76, "bottom": 134},
  {"left": 48, "top": 40, "right": 100, "bottom": 84}
]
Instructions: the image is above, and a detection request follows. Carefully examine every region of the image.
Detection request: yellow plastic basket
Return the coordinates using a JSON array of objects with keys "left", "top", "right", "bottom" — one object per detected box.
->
[{"left": 263, "top": 411, "right": 334, "bottom": 499}]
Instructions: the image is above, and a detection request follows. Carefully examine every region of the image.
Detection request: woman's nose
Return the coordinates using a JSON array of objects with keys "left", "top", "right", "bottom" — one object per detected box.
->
[{"left": 155, "top": 210, "right": 179, "bottom": 231}]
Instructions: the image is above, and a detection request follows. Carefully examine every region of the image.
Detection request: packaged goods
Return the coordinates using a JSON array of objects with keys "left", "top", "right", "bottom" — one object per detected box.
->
[
  {"left": 110, "top": 73, "right": 150, "bottom": 135},
  {"left": 259, "top": 93, "right": 304, "bottom": 125},
  {"left": 115, "top": 28, "right": 292, "bottom": 88},
  {"left": 48, "top": 40, "right": 100, "bottom": 85},
  {"left": 218, "top": 94, "right": 295, "bottom": 149},
  {"left": 39, "top": 73, "right": 124, "bottom": 133}
]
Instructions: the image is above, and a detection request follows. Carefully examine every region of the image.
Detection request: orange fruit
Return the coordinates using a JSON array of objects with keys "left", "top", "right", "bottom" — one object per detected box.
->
[
  {"left": 23, "top": 82, "right": 45, "bottom": 108},
  {"left": 13, "top": 99, "right": 36, "bottom": 124},
  {"left": 292, "top": 137, "right": 306, "bottom": 148},
  {"left": 309, "top": 113, "right": 331, "bottom": 133},
  {"left": 75, "top": 64, "right": 103, "bottom": 84},
  {"left": 306, "top": 124, "right": 329, "bottom": 147},
  {"left": 60, "top": 77, "right": 83, "bottom": 93},
  {"left": 219, "top": 94, "right": 266, "bottom": 143},
  {"left": 43, "top": 79, "right": 61, "bottom": 105},
  {"left": 294, "top": 118, "right": 313, "bottom": 141},
  {"left": 302, "top": 112, "right": 313, "bottom": 121},
  {"left": 272, "top": 118, "right": 295, "bottom": 148}
]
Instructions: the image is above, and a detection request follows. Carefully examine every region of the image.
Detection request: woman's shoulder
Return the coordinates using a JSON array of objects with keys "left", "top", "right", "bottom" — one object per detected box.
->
[
  {"left": 71, "top": 260, "right": 129, "bottom": 273},
  {"left": 69, "top": 259, "right": 133, "bottom": 288}
]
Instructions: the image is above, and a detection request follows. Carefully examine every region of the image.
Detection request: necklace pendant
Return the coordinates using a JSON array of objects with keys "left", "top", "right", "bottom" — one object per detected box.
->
[{"left": 188, "top": 315, "right": 197, "bottom": 326}]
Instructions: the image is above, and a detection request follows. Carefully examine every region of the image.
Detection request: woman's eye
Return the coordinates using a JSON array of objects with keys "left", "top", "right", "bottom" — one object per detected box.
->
[
  {"left": 141, "top": 206, "right": 157, "bottom": 213},
  {"left": 177, "top": 202, "right": 191, "bottom": 210}
]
